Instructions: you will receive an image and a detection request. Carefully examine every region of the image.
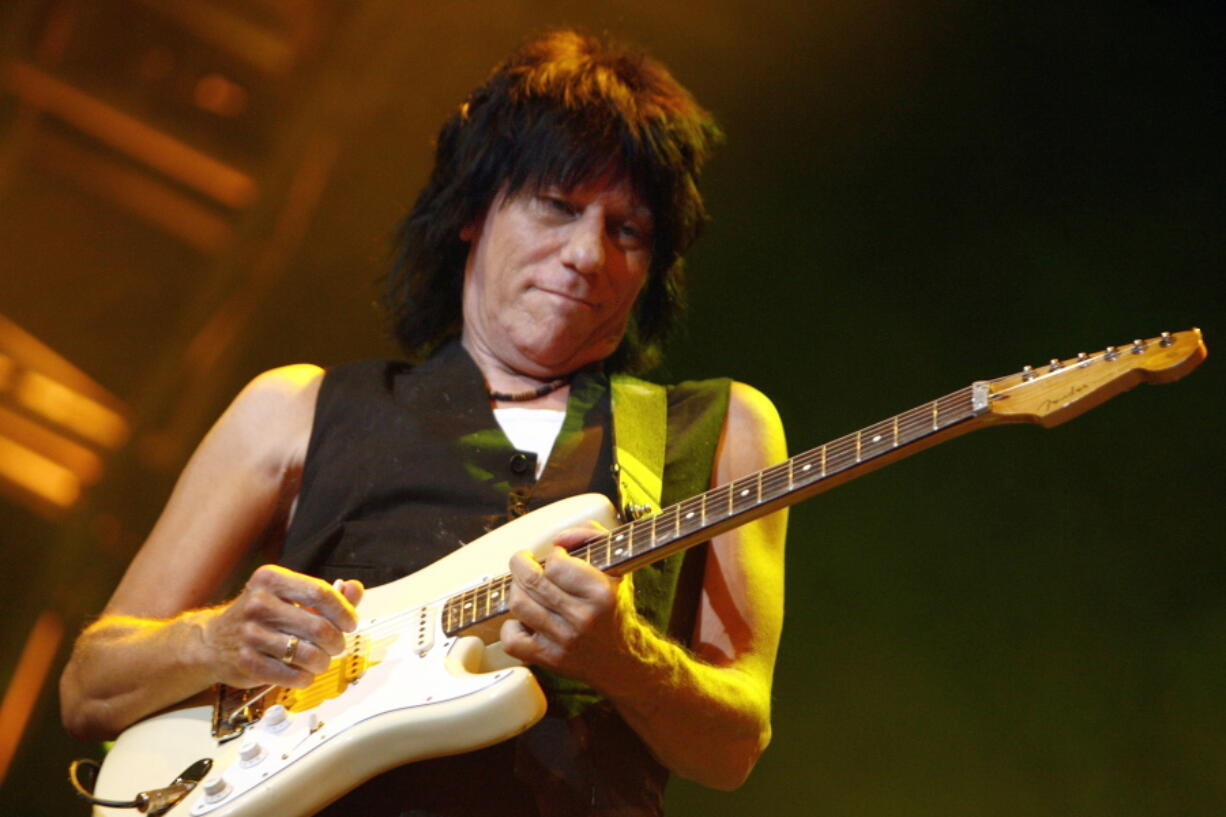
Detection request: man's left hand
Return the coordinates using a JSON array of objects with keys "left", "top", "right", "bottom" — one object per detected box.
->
[{"left": 500, "top": 528, "right": 640, "bottom": 685}]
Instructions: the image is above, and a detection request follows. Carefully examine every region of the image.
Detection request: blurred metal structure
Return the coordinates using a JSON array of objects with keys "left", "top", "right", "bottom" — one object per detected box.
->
[
  {"left": 0, "top": 314, "right": 129, "bottom": 516},
  {"left": 0, "top": 0, "right": 394, "bottom": 470},
  {"left": 0, "top": 0, "right": 410, "bottom": 805}
]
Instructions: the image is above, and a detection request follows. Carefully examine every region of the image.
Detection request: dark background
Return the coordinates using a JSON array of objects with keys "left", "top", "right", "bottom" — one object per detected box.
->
[{"left": 1, "top": 1, "right": 1222, "bottom": 815}]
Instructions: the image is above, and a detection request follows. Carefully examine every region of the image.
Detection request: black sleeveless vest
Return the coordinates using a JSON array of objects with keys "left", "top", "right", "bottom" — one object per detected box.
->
[{"left": 280, "top": 342, "right": 729, "bottom": 817}]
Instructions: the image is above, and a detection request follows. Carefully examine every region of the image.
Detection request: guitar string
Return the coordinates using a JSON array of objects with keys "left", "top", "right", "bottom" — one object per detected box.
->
[
  {"left": 447, "top": 385, "right": 983, "bottom": 628},
  {"left": 459, "top": 349, "right": 1162, "bottom": 603},
  {"left": 434, "top": 387, "right": 983, "bottom": 635}
]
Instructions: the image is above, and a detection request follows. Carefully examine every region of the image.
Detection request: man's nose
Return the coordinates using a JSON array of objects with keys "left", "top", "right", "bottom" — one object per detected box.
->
[{"left": 560, "top": 209, "right": 606, "bottom": 275}]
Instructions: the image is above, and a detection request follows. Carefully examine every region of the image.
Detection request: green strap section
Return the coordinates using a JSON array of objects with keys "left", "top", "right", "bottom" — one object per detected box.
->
[{"left": 610, "top": 374, "right": 667, "bottom": 516}]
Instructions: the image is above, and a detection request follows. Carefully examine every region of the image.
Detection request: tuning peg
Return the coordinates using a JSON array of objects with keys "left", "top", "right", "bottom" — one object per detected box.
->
[
  {"left": 1105, "top": 345, "right": 1119, "bottom": 361},
  {"left": 1022, "top": 365, "right": 1035, "bottom": 381},
  {"left": 1049, "top": 358, "right": 1063, "bottom": 372},
  {"left": 1160, "top": 331, "right": 1173, "bottom": 347},
  {"left": 1131, "top": 338, "right": 1146, "bottom": 354},
  {"left": 1077, "top": 352, "right": 1090, "bottom": 367}
]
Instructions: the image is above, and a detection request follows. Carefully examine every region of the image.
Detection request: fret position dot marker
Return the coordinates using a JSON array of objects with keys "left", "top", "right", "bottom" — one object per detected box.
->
[
  {"left": 685, "top": 512, "right": 695, "bottom": 519},
  {"left": 740, "top": 489, "right": 750, "bottom": 497},
  {"left": 872, "top": 434, "right": 882, "bottom": 443},
  {"left": 802, "top": 464, "right": 811, "bottom": 471}
]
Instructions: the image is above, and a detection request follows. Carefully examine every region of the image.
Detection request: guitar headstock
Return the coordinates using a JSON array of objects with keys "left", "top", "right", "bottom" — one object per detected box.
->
[{"left": 981, "top": 329, "right": 1207, "bottom": 428}]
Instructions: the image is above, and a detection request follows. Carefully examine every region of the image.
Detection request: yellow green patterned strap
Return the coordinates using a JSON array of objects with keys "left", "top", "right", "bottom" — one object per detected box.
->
[{"left": 609, "top": 374, "right": 666, "bottom": 518}]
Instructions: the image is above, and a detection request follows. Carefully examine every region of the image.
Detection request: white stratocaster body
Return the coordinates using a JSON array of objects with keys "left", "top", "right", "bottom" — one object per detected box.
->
[{"left": 91, "top": 494, "right": 620, "bottom": 817}]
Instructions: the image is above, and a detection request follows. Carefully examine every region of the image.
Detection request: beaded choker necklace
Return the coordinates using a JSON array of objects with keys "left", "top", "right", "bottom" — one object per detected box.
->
[{"left": 488, "top": 377, "right": 570, "bottom": 402}]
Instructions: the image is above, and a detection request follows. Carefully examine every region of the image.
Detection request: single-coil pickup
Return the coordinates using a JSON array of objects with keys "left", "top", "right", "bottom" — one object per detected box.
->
[
  {"left": 343, "top": 634, "right": 368, "bottom": 682},
  {"left": 414, "top": 607, "right": 435, "bottom": 655}
]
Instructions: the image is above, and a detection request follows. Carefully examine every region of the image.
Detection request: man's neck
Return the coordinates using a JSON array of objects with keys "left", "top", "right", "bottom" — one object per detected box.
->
[{"left": 461, "top": 335, "right": 573, "bottom": 410}]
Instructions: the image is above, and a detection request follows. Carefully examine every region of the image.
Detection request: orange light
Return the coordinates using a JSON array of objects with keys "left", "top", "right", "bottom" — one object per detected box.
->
[
  {"left": 16, "top": 370, "right": 129, "bottom": 450},
  {"left": 0, "top": 610, "right": 65, "bottom": 785},
  {"left": 0, "top": 434, "right": 81, "bottom": 508},
  {"left": 5, "top": 60, "right": 258, "bottom": 208},
  {"left": 0, "top": 352, "right": 14, "bottom": 391},
  {"left": 194, "top": 73, "right": 248, "bottom": 117}
]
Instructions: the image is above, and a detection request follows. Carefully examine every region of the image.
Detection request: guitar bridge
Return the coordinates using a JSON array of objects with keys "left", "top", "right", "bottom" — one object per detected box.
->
[{"left": 211, "top": 685, "right": 264, "bottom": 742}]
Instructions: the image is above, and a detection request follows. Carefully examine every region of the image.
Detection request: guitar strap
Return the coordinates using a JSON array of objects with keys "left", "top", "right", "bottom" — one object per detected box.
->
[{"left": 609, "top": 374, "right": 666, "bottom": 519}]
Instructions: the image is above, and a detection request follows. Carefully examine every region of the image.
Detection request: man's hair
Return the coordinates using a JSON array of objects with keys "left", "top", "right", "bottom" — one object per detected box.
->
[{"left": 383, "top": 29, "right": 723, "bottom": 373}]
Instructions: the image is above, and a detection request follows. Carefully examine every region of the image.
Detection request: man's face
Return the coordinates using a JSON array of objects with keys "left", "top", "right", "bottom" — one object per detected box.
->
[{"left": 460, "top": 177, "right": 653, "bottom": 378}]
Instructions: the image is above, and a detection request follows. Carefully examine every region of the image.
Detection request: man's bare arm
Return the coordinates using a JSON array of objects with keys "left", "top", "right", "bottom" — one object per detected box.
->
[
  {"left": 59, "top": 366, "right": 361, "bottom": 741},
  {"left": 501, "top": 381, "right": 787, "bottom": 789}
]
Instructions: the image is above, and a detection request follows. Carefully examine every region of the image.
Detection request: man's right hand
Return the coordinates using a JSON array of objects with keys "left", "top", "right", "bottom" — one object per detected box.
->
[{"left": 200, "top": 565, "right": 364, "bottom": 690}]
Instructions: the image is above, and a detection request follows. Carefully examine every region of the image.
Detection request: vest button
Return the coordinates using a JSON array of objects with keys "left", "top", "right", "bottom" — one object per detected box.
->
[
  {"left": 509, "top": 452, "right": 531, "bottom": 474},
  {"left": 507, "top": 487, "right": 529, "bottom": 519}
]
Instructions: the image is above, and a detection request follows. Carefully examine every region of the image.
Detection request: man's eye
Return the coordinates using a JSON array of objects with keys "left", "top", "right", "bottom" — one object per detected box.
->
[
  {"left": 617, "top": 222, "right": 651, "bottom": 246},
  {"left": 542, "top": 197, "right": 574, "bottom": 215}
]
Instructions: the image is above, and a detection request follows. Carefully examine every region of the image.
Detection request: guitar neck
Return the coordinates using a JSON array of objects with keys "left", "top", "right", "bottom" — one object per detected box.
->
[
  {"left": 442, "top": 382, "right": 992, "bottom": 636},
  {"left": 442, "top": 328, "right": 1207, "bottom": 636}
]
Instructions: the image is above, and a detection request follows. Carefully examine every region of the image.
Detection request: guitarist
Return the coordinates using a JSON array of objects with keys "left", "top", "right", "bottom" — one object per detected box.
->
[{"left": 60, "top": 30, "right": 788, "bottom": 817}]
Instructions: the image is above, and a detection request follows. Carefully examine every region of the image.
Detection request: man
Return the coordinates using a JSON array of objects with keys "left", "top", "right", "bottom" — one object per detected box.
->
[{"left": 61, "top": 30, "right": 787, "bottom": 816}]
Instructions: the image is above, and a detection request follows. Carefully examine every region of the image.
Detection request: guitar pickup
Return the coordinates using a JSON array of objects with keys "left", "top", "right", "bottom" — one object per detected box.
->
[
  {"left": 412, "top": 606, "right": 435, "bottom": 656},
  {"left": 343, "top": 634, "right": 368, "bottom": 682}
]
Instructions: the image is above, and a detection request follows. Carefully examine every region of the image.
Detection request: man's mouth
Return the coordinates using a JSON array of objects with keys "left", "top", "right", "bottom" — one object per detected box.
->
[{"left": 536, "top": 287, "right": 597, "bottom": 308}]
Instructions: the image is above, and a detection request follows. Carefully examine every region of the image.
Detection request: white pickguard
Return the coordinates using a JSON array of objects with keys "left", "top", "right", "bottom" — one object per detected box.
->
[{"left": 91, "top": 493, "right": 620, "bottom": 817}]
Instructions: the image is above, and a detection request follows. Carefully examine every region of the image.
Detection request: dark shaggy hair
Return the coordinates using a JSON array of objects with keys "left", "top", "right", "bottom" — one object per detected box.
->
[{"left": 383, "top": 29, "right": 723, "bottom": 373}]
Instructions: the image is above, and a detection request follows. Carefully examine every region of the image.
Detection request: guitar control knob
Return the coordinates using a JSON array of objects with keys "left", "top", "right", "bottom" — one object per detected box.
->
[
  {"left": 238, "top": 737, "right": 266, "bottom": 767},
  {"left": 262, "top": 703, "right": 290, "bottom": 732},
  {"left": 201, "top": 775, "right": 230, "bottom": 804}
]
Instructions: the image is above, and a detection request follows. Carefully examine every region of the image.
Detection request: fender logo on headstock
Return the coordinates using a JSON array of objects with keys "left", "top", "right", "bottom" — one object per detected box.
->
[{"left": 1038, "top": 382, "right": 1090, "bottom": 414}]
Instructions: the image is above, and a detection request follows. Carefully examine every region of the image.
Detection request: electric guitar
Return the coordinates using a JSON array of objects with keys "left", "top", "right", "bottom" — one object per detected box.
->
[{"left": 84, "top": 329, "right": 1207, "bottom": 817}]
